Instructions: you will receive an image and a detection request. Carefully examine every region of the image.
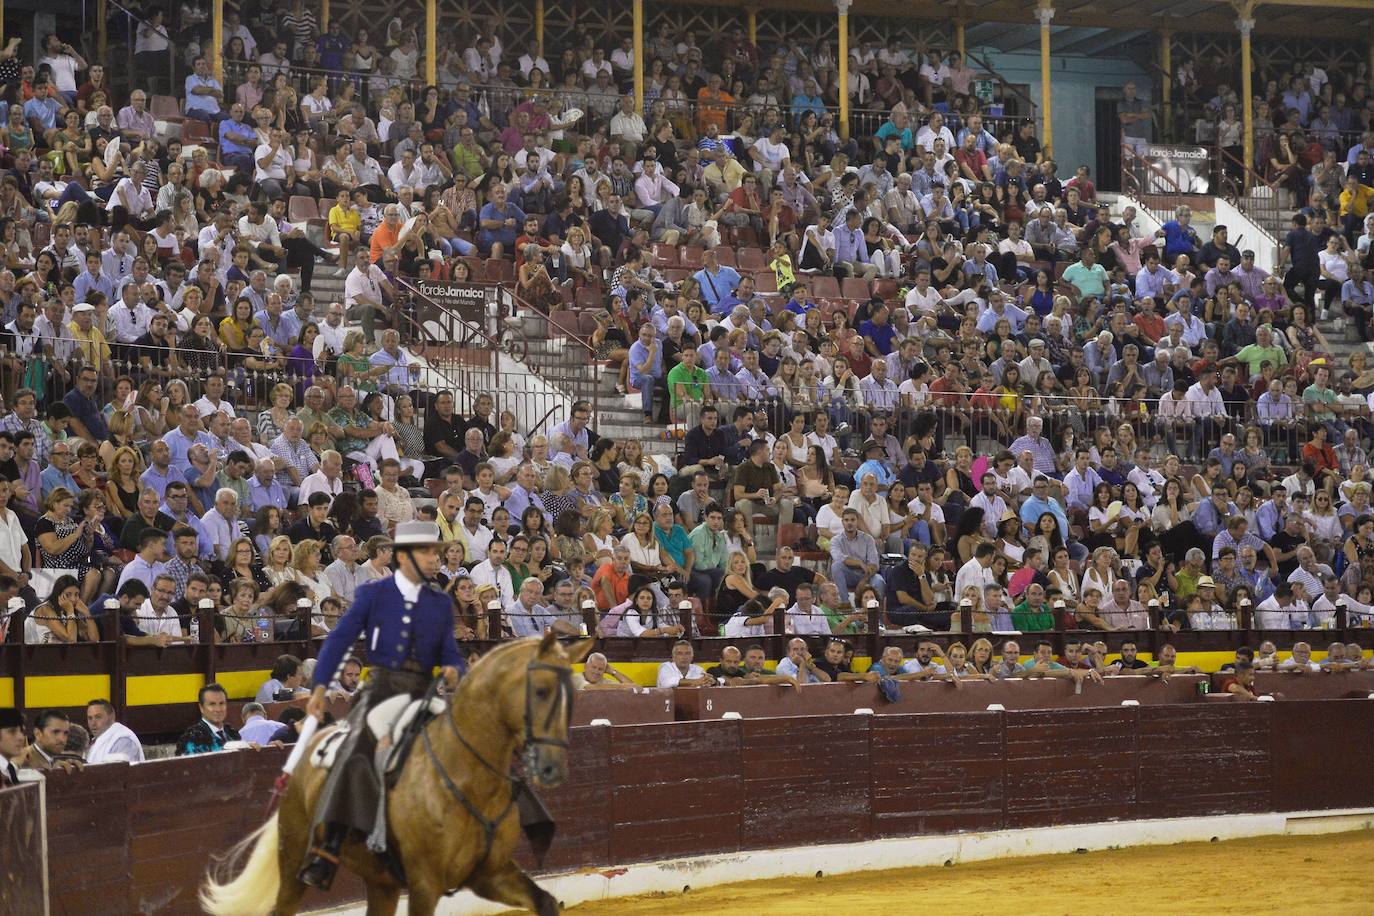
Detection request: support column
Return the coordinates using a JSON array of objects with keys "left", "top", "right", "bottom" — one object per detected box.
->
[
  {"left": 837, "top": 0, "right": 851, "bottom": 141},
  {"left": 1238, "top": 14, "right": 1254, "bottom": 189},
  {"left": 321, "top": 0, "right": 329, "bottom": 32},
  {"left": 633, "top": 0, "right": 644, "bottom": 114},
  {"left": 1037, "top": 3, "right": 1054, "bottom": 156},
  {"left": 98, "top": 0, "right": 108, "bottom": 61},
  {"left": 425, "top": 0, "right": 437, "bottom": 85},
  {"left": 1160, "top": 30, "right": 1172, "bottom": 139},
  {"left": 955, "top": 20, "right": 966, "bottom": 60},
  {"left": 211, "top": 0, "right": 223, "bottom": 83},
  {"left": 536, "top": 0, "right": 546, "bottom": 59},
  {"left": 747, "top": 7, "right": 758, "bottom": 45}
]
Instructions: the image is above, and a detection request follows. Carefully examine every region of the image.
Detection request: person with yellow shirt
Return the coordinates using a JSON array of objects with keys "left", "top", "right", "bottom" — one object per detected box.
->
[
  {"left": 326, "top": 187, "right": 361, "bottom": 266},
  {"left": 1339, "top": 173, "right": 1374, "bottom": 240},
  {"left": 67, "top": 302, "right": 112, "bottom": 377},
  {"left": 702, "top": 146, "right": 745, "bottom": 202}
]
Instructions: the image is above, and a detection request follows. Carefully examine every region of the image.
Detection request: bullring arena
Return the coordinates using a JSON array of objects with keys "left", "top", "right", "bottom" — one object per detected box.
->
[{"left": 3, "top": 0, "right": 1374, "bottom": 912}]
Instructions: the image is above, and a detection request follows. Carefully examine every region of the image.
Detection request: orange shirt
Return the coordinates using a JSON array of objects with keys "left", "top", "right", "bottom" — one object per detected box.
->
[
  {"left": 368, "top": 221, "right": 401, "bottom": 264},
  {"left": 696, "top": 87, "right": 735, "bottom": 135}
]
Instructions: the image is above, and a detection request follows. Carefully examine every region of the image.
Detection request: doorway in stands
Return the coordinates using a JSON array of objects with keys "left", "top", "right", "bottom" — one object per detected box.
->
[{"left": 1095, "top": 91, "right": 1123, "bottom": 192}]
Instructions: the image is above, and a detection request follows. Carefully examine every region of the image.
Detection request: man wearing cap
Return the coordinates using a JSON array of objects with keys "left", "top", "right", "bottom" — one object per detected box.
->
[
  {"left": 854, "top": 441, "right": 895, "bottom": 492},
  {"left": 1188, "top": 577, "right": 1231, "bottom": 630},
  {"left": 300, "top": 520, "right": 465, "bottom": 890}
]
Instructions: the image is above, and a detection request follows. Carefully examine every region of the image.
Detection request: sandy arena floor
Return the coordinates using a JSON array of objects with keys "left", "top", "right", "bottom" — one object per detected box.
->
[{"left": 565, "top": 830, "right": 1374, "bottom": 914}]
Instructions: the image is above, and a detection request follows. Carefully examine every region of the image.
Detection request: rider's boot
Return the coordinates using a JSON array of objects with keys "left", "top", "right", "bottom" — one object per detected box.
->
[{"left": 298, "top": 824, "right": 347, "bottom": 891}]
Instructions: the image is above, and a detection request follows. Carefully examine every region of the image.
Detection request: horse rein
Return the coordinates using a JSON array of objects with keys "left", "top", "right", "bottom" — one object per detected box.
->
[{"left": 420, "top": 654, "right": 576, "bottom": 872}]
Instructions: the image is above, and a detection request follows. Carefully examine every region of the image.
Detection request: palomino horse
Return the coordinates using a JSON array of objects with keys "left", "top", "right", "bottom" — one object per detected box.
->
[{"left": 201, "top": 632, "right": 594, "bottom": 916}]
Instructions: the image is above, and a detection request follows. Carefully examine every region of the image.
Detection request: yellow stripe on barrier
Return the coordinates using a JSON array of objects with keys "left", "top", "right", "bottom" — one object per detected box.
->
[
  {"left": 212, "top": 669, "right": 272, "bottom": 700},
  {"left": 125, "top": 674, "right": 206, "bottom": 706},
  {"left": 25, "top": 675, "right": 111, "bottom": 708},
  {"left": 0, "top": 677, "right": 13, "bottom": 706}
]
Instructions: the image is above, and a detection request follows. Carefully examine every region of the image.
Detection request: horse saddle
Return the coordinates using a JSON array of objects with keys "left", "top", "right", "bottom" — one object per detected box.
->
[{"left": 310, "top": 724, "right": 349, "bottom": 771}]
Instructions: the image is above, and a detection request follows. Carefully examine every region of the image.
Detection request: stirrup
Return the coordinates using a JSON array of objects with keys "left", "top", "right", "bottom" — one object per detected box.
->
[{"left": 298, "top": 847, "right": 340, "bottom": 891}]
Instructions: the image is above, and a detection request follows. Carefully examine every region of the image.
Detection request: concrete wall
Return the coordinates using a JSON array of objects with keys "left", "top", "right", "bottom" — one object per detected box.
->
[{"left": 977, "top": 49, "right": 1149, "bottom": 181}]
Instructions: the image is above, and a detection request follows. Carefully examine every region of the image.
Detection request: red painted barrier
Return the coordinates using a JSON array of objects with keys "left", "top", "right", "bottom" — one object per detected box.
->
[{"left": 27, "top": 699, "right": 1374, "bottom": 914}]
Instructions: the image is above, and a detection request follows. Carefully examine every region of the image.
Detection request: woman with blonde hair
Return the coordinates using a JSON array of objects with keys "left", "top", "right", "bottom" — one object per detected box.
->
[
  {"left": 100, "top": 410, "right": 139, "bottom": 471},
  {"left": 103, "top": 444, "right": 145, "bottom": 519},
  {"left": 968, "top": 637, "right": 996, "bottom": 675},
  {"left": 263, "top": 535, "right": 296, "bottom": 589},
  {"left": 583, "top": 508, "right": 618, "bottom": 566},
  {"left": 541, "top": 464, "right": 579, "bottom": 524},
  {"left": 716, "top": 550, "right": 760, "bottom": 621},
  {"left": 937, "top": 641, "right": 993, "bottom": 681},
  {"left": 616, "top": 439, "right": 656, "bottom": 485},
  {"left": 131, "top": 379, "right": 167, "bottom": 439}
]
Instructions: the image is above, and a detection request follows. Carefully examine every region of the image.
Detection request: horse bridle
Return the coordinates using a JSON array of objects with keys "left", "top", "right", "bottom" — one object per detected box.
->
[{"left": 421, "top": 653, "right": 576, "bottom": 871}]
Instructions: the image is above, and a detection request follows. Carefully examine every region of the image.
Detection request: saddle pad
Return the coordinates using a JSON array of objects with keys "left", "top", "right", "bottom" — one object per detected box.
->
[{"left": 309, "top": 724, "right": 348, "bottom": 771}]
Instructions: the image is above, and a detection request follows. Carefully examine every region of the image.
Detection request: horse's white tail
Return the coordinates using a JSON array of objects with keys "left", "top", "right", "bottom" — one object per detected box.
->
[{"left": 199, "top": 812, "right": 281, "bottom": 916}]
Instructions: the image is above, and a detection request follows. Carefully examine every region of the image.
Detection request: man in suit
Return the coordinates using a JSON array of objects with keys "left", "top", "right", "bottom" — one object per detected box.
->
[
  {"left": 298, "top": 520, "right": 465, "bottom": 891},
  {"left": 0, "top": 707, "right": 25, "bottom": 785},
  {"left": 174, "top": 683, "right": 240, "bottom": 756},
  {"left": 21, "top": 709, "right": 82, "bottom": 771}
]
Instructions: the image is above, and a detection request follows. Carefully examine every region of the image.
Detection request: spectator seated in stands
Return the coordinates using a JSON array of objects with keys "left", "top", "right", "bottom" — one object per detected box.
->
[
  {"left": 237, "top": 701, "right": 282, "bottom": 745},
  {"left": 655, "top": 638, "right": 713, "bottom": 688},
  {"left": 255, "top": 653, "right": 311, "bottom": 703},
  {"left": 175, "top": 683, "right": 240, "bottom": 756},
  {"left": 85, "top": 698, "right": 144, "bottom": 764}
]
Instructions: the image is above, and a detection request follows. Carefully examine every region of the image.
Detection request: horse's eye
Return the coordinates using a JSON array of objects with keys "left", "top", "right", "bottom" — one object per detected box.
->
[{"left": 535, "top": 687, "right": 552, "bottom": 700}]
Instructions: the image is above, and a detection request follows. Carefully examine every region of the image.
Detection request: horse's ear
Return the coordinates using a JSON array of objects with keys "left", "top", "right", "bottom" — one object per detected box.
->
[
  {"left": 538, "top": 628, "right": 558, "bottom": 656},
  {"left": 566, "top": 637, "right": 596, "bottom": 664}
]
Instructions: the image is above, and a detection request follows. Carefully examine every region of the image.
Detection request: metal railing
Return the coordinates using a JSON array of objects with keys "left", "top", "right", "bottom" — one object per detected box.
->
[{"left": 205, "top": 58, "right": 1032, "bottom": 152}]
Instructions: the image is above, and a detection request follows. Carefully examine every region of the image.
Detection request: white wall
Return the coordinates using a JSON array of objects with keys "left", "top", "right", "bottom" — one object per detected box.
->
[{"left": 1215, "top": 197, "right": 1278, "bottom": 273}]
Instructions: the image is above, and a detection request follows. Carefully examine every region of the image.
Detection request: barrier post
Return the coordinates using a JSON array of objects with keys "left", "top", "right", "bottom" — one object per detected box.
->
[
  {"left": 1238, "top": 10, "right": 1255, "bottom": 191},
  {"left": 836, "top": 0, "right": 850, "bottom": 141},
  {"left": 1036, "top": 3, "right": 1054, "bottom": 157}
]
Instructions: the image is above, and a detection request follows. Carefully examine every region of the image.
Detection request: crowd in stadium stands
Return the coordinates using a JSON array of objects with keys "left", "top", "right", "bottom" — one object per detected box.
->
[{"left": 0, "top": 8, "right": 1373, "bottom": 768}]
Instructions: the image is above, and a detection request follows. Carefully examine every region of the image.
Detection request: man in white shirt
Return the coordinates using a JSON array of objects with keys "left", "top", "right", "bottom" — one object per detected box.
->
[
  {"left": 784, "top": 583, "right": 833, "bottom": 636},
  {"left": 1127, "top": 448, "right": 1165, "bottom": 509},
  {"left": 750, "top": 124, "right": 791, "bottom": 187},
  {"left": 609, "top": 95, "right": 647, "bottom": 156},
  {"left": 136, "top": 575, "right": 190, "bottom": 639},
  {"left": 1185, "top": 365, "right": 1228, "bottom": 455},
  {"left": 343, "top": 248, "right": 392, "bottom": 342},
  {"left": 655, "top": 639, "right": 713, "bottom": 687},
  {"left": 968, "top": 472, "right": 1009, "bottom": 538},
  {"left": 253, "top": 129, "right": 295, "bottom": 201},
  {"left": 472, "top": 537, "right": 515, "bottom": 608},
  {"left": 313, "top": 301, "right": 349, "bottom": 358},
  {"left": 954, "top": 542, "right": 998, "bottom": 603},
  {"left": 193, "top": 374, "right": 237, "bottom": 419},
  {"left": 85, "top": 700, "right": 145, "bottom": 764},
  {"left": 198, "top": 488, "right": 244, "bottom": 563},
  {"left": 298, "top": 450, "right": 345, "bottom": 505},
  {"left": 914, "top": 111, "right": 955, "bottom": 153},
  {"left": 108, "top": 284, "right": 153, "bottom": 344},
  {"left": 322, "top": 535, "right": 363, "bottom": 607}
]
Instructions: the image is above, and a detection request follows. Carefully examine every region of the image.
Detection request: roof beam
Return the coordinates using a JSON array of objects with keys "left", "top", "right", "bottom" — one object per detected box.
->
[
  {"left": 1055, "top": 28, "right": 1142, "bottom": 55},
  {"left": 1256, "top": 0, "right": 1374, "bottom": 8},
  {"left": 679, "top": 0, "right": 1365, "bottom": 39}
]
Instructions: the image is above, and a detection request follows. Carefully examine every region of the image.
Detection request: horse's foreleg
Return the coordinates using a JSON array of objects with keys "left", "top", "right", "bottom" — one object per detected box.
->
[
  {"left": 466, "top": 862, "right": 559, "bottom": 916},
  {"left": 364, "top": 880, "right": 401, "bottom": 916}
]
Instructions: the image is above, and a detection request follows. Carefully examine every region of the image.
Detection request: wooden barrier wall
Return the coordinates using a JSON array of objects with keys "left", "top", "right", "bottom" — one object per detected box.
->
[{"left": 32, "top": 698, "right": 1374, "bottom": 914}]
